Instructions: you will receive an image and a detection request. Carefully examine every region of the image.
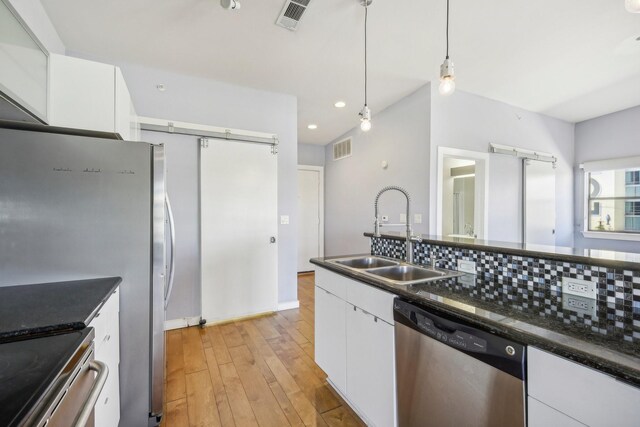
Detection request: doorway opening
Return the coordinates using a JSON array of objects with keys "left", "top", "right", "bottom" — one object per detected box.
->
[{"left": 297, "top": 165, "right": 324, "bottom": 272}]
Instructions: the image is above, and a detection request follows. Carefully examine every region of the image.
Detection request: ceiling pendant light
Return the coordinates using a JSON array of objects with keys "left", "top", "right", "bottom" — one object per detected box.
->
[
  {"left": 439, "top": 0, "right": 456, "bottom": 96},
  {"left": 626, "top": 0, "right": 640, "bottom": 13},
  {"left": 359, "top": 0, "right": 372, "bottom": 132}
]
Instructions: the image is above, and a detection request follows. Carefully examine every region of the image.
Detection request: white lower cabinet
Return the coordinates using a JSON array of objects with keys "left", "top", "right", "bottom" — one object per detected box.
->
[
  {"left": 528, "top": 347, "right": 640, "bottom": 427},
  {"left": 528, "top": 397, "right": 585, "bottom": 427},
  {"left": 314, "top": 285, "right": 347, "bottom": 394},
  {"left": 346, "top": 304, "right": 396, "bottom": 427},
  {"left": 90, "top": 288, "right": 121, "bottom": 427},
  {"left": 315, "top": 268, "right": 397, "bottom": 427}
]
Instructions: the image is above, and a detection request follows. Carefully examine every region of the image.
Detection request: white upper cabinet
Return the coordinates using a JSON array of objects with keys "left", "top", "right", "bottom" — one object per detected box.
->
[
  {"left": 0, "top": 0, "right": 49, "bottom": 122},
  {"left": 49, "top": 54, "right": 138, "bottom": 140}
]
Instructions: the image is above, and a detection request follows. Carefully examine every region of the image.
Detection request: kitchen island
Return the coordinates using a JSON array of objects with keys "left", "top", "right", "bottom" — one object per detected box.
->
[{"left": 311, "top": 233, "right": 640, "bottom": 427}]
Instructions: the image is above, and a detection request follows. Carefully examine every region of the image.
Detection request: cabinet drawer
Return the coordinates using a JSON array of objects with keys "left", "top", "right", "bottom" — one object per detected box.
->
[
  {"left": 95, "top": 362, "right": 120, "bottom": 427},
  {"left": 528, "top": 347, "right": 640, "bottom": 427},
  {"left": 91, "top": 289, "right": 119, "bottom": 353},
  {"left": 315, "top": 268, "right": 349, "bottom": 300},
  {"left": 346, "top": 280, "right": 395, "bottom": 325}
]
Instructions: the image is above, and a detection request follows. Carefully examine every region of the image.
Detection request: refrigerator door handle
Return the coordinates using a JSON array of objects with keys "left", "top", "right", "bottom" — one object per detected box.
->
[{"left": 165, "top": 194, "right": 176, "bottom": 309}]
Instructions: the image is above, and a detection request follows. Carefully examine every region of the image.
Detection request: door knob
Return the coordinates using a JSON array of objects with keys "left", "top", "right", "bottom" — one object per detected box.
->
[{"left": 270, "top": 236, "right": 276, "bottom": 243}]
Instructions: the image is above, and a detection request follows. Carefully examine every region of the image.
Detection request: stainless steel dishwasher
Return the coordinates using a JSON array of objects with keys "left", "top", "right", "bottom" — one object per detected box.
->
[{"left": 394, "top": 299, "right": 526, "bottom": 427}]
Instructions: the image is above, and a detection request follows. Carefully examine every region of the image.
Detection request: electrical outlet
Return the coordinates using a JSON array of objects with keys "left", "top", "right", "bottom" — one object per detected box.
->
[
  {"left": 414, "top": 214, "right": 422, "bottom": 224},
  {"left": 563, "top": 294, "right": 597, "bottom": 318},
  {"left": 562, "top": 277, "right": 597, "bottom": 300},
  {"left": 280, "top": 215, "right": 289, "bottom": 225},
  {"left": 457, "top": 259, "right": 476, "bottom": 275},
  {"left": 399, "top": 213, "right": 407, "bottom": 224}
]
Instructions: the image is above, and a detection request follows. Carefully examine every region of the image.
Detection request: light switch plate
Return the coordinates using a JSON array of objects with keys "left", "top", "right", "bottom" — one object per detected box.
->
[
  {"left": 414, "top": 214, "right": 422, "bottom": 224},
  {"left": 457, "top": 259, "right": 476, "bottom": 275},
  {"left": 399, "top": 213, "right": 407, "bottom": 224},
  {"left": 280, "top": 215, "right": 290, "bottom": 225},
  {"left": 562, "top": 277, "right": 597, "bottom": 300}
]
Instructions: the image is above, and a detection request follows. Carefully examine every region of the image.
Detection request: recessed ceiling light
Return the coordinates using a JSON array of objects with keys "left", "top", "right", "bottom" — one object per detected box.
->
[
  {"left": 308, "top": 124, "right": 318, "bottom": 130},
  {"left": 334, "top": 101, "right": 346, "bottom": 108}
]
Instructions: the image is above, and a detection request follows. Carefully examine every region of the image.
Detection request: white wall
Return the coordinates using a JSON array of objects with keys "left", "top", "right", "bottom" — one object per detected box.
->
[
  {"left": 298, "top": 143, "right": 325, "bottom": 166},
  {"left": 574, "top": 105, "right": 640, "bottom": 252},
  {"left": 114, "top": 63, "right": 298, "bottom": 319},
  {"left": 7, "top": 0, "right": 64, "bottom": 54},
  {"left": 324, "top": 85, "right": 431, "bottom": 256},
  {"left": 429, "top": 86, "right": 575, "bottom": 246}
]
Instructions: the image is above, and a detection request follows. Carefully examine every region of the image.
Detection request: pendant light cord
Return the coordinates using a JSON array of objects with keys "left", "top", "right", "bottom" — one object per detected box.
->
[
  {"left": 364, "top": 4, "right": 368, "bottom": 106},
  {"left": 445, "top": 0, "right": 450, "bottom": 59}
]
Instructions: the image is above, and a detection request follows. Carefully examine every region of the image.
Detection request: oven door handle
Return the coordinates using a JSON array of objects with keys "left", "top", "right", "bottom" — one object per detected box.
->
[{"left": 73, "top": 360, "right": 109, "bottom": 427}]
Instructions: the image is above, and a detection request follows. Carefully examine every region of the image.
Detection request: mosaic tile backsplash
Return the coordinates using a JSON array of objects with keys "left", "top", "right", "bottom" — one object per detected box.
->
[{"left": 371, "top": 236, "right": 640, "bottom": 344}]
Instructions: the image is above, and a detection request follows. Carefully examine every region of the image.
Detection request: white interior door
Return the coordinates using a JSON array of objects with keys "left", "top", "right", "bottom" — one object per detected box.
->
[
  {"left": 201, "top": 139, "right": 278, "bottom": 323},
  {"left": 524, "top": 160, "right": 556, "bottom": 245},
  {"left": 297, "top": 166, "right": 323, "bottom": 272}
]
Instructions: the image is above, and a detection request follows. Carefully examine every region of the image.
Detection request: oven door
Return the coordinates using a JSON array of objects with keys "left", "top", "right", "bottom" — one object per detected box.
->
[{"left": 33, "top": 343, "right": 108, "bottom": 427}]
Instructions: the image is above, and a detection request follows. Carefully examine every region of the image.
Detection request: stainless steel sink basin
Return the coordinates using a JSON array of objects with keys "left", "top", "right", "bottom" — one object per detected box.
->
[
  {"left": 331, "top": 256, "right": 399, "bottom": 269},
  {"left": 328, "top": 255, "right": 463, "bottom": 285},
  {"left": 365, "top": 265, "right": 448, "bottom": 283}
]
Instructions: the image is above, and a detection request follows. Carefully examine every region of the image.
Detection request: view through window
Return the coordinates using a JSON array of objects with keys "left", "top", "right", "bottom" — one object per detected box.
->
[{"left": 588, "top": 168, "right": 640, "bottom": 233}]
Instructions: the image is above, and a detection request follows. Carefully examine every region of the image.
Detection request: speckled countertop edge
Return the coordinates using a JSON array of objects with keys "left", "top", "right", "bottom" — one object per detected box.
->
[{"left": 311, "top": 256, "right": 640, "bottom": 387}]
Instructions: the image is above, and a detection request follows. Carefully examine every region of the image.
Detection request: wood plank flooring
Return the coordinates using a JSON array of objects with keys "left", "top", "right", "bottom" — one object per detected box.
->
[{"left": 162, "top": 273, "right": 365, "bottom": 427}]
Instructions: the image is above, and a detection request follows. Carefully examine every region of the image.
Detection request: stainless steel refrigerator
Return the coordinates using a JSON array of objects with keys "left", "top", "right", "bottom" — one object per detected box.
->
[{"left": 0, "top": 123, "right": 171, "bottom": 426}]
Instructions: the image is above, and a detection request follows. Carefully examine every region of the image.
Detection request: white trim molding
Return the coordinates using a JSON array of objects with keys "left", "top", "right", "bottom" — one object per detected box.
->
[
  {"left": 164, "top": 316, "right": 202, "bottom": 331},
  {"left": 582, "top": 231, "right": 640, "bottom": 242},
  {"left": 278, "top": 300, "right": 300, "bottom": 311},
  {"left": 580, "top": 156, "right": 640, "bottom": 173},
  {"left": 297, "top": 164, "right": 325, "bottom": 262}
]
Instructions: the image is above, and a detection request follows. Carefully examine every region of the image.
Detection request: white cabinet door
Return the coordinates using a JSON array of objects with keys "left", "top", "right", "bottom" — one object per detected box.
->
[
  {"left": 49, "top": 54, "right": 115, "bottom": 133},
  {"left": 528, "top": 347, "right": 640, "bottom": 427},
  {"left": 91, "top": 289, "right": 120, "bottom": 427},
  {"left": 528, "top": 397, "right": 585, "bottom": 427},
  {"left": 0, "top": 1, "right": 48, "bottom": 122},
  {"left": 314, "top": 285, "right": 346, "bottom": 394},
  {"left": 346, "top": 304, "right": 396, "bottom": 427}
]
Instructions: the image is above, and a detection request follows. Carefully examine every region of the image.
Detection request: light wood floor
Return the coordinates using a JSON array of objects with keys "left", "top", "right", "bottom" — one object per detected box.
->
[{"left": 162, "top": 273, "right": 365, "bottom": 427}]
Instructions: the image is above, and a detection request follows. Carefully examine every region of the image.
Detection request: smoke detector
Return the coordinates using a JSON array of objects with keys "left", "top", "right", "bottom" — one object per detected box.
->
[{"left": 276, "top": 0, "right": 312, "bottom": 31}]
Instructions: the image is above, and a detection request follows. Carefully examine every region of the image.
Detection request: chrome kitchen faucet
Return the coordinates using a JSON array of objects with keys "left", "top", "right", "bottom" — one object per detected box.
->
[{"left": 373, "top": 186, "right": 416, "bottom": 264}]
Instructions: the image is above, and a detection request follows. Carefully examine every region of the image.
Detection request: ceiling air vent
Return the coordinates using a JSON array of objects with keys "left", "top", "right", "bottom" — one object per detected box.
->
[
  {"left": 276, "top": 0, "right": 311, "bottom": 31},
  {"left": 333, "top": 138, "right": 352, "bottom": 161}
]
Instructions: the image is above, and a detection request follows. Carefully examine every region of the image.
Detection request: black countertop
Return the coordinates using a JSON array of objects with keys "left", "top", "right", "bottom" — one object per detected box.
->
[
  {"left": 311, "top": 256, "right": 640, "bottom": 386},
  {"left": 0, "top": 277, "right": 121, "bottom": 343},
  {"left": 365, "top": 231, "right": 640, "bottom": 270},
  {"left": 0, "top": 329, "right": 94, "bottom": 427}
]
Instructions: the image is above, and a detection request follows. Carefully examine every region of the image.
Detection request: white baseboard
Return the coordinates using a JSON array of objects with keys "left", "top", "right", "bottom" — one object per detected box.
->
[
  {"left": 164, "top": 316, "right": 201, "bottom": 331},
  {"left": 277, "top": 300, "right": 300, "bottom": 311}
]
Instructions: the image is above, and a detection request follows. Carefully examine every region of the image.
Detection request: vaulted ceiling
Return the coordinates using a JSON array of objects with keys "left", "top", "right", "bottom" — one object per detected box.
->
[{"left": 42, "top": 0, "right": 640, "bottom": 144}]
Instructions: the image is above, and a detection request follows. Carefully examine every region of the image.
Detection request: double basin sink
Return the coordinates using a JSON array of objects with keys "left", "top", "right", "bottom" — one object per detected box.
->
[{"left": 327, "top": 256, "right": 463, "bottom": 286}]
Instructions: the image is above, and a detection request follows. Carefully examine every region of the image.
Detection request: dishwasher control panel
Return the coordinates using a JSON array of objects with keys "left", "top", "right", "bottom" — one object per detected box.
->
[{"left": 417, "top": 313, "right": 488, "bottom": 352}]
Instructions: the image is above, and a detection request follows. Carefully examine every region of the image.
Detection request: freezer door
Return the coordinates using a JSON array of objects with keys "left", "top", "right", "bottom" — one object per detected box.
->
[{"left": 150, "top": 144, "right": 166, "bottom": 424}]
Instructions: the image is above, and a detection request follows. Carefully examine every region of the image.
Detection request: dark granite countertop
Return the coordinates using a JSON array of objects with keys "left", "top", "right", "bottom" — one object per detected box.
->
[
  {"left": 0, "top": 277, "right": 121, "bottom": 343},
  {"left": 0, "top": 329, "right": 94, "bottom": 427},
  {"left": 365, "top": 231, "right": 640, "bottom": 270},
  {"left": 311, "top": 255, "right": 640, "bottom": 387}
]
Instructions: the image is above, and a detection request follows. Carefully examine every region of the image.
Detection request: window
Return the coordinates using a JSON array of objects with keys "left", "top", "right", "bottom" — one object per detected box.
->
[{"left": 587, "top": 167, "right": 640, "bottom": 234}]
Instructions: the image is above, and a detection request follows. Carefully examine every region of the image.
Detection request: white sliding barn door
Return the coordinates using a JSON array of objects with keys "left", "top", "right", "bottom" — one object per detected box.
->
[
  {"left": 200, "top": 139, "right": 278, "bottom": 323},
  {"left": 524, "top": 159, "right": 556, "bottom": 246}
]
